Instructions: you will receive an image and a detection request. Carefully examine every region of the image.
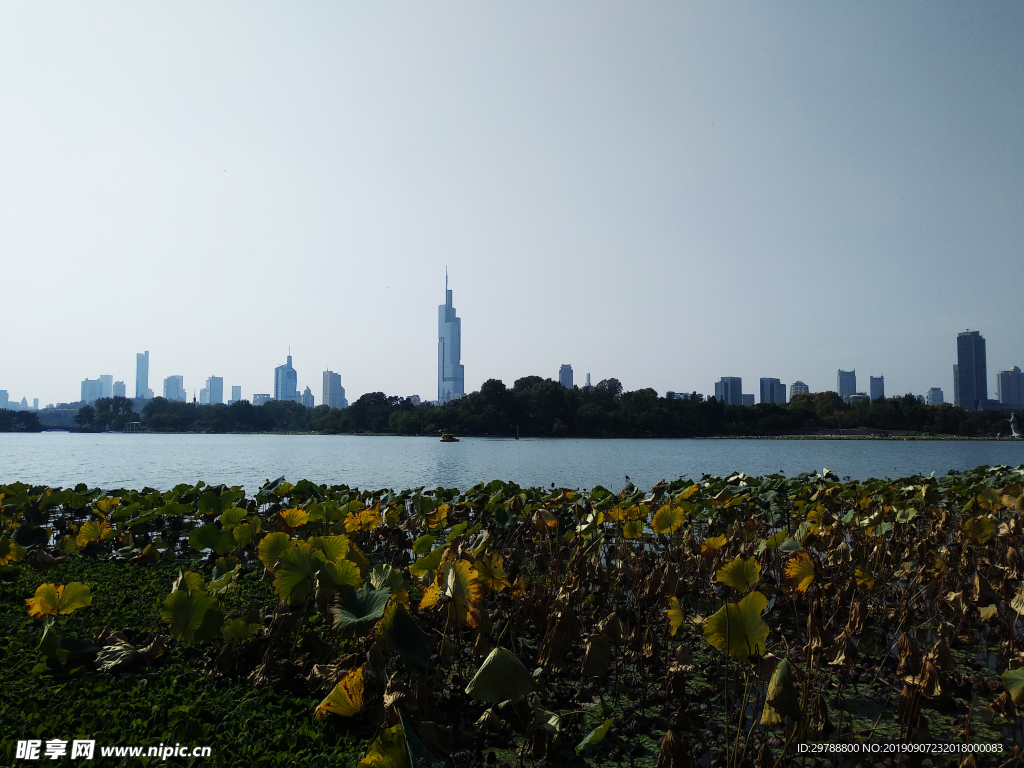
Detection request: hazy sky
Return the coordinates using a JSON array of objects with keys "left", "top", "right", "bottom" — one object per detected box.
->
[{"left": 2, "top": 3, "right": 1021, "bottom": 407}]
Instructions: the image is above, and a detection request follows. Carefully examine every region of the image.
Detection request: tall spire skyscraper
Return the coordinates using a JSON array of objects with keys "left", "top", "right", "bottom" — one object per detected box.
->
[{"left": 437, "top": 273, "right": 465, "bottom": 404}]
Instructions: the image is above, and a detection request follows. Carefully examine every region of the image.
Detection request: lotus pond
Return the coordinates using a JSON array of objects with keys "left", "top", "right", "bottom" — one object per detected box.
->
[{"left": 2, "top": 466, "right": 1024, "bottom": 767}]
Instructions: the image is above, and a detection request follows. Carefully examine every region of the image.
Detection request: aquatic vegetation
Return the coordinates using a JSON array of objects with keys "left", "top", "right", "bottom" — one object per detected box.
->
[{"left": 2, "top": 465, "right": 1024, "bottom": 766}]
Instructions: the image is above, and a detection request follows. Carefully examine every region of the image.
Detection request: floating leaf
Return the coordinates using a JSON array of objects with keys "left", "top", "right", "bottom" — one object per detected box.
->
[
  {"left": 652, "top": 505, "right": 685, "bottom": 534},
  {"left": 784, "top": 552, "right": 816, "bottom": 593},
  {"left": 703, "top": 591, "right": 769, "bottom": 658},
  {"left": 315, "top": 665, "right": 365, "bottom": 719},
  {"left": 716, "top": 556, "right": 761, "bottom": 591},
  {"left": 576, "top": 718, "right": 614, "bottom": 753},
  {"left": 26, "top": 582, "right": 92, "bottom": 619},
  {"left": 465, "top": 647, "right": 536, "bottom": 704}
]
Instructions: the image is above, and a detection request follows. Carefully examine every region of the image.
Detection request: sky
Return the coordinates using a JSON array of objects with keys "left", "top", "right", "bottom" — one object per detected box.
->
[{"left": 1, "top": 3, "right": 1022, "bottom": 408}]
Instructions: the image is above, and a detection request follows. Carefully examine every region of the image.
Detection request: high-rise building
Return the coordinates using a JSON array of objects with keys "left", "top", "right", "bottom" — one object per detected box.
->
[
  {"left": 274, "top": 352, "right": 299, "bottom": 402},
  {"left": 253, "top": 394, "right": 272, "bottom": 406},
  {"left": 869, "top": 376, "right": 884, "bottom": 401},
  {"left": 790, "top": 381, "right": 809, "bottom": 399},
  {"left": 955, "top": 330, "right": 987, "bottom": 410},
  {"left": 32, "top": 398, "right": 39, "bottom": 411},
  {"left": 201, "top": 376, "right": 223, "bottom": 405},
  {"left": 322, "top": 370, "right": 348, "bottom": 409},
  {"left": 135, "top": 352, "right": 153, "bottom": 399},
  {"left": 997, "top": 366, "right": 1023, "bottom": 406},
  {"left": 163, "top": 376, "right": 186, "bottom": 403},
  {"left": 559, "top": 365, "right": 573, "bottom": 388},
  {"left": 113, "top": 381, "right": 126, "bottom": 398},
  {"left": 837, "top": 370, "right": 857, "bottom": 403},
  {"left": 81, "top": 378, "right": 104, "bottom": 404},
  {"left": 759, "top": 378, "right": 786, "bottom": 405},
  {"left": 229, "top": 386, "right": 242, "bottom": 405},
  {"left": 99, "top": 375, "right": 114, "bottom": 399},
  {"left": 438, "top": 276, "right": 465, "bottom": 404},
  {"left": 0, "top": 391, "right": 7, "bottom": 409},
  {"left": 586, "top": 373, "right": 592, "bottom": 388},
  {"left": 714, "top": 377, "right": 742, "bottom": 406},
  {"left": 741, "top": 394, "right": 755, "bottom": 407},
  {"left": 301, "top": 386, "right": 315, "bottom": 408},
  {"left": 927, "top": 387, "right": 944, "bottom": 406}
]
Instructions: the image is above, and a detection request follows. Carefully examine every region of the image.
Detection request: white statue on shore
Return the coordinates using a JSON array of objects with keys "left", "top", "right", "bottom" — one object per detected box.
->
[{"left": 1011, "top": 413, "right": 1022, "bottom": 439}]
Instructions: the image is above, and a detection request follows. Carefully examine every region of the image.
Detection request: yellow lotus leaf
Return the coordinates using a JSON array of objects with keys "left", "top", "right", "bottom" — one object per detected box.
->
[
  {"left": 652, "top": 505, "right": 685, "bottom": 534},
  {"left": 716, "top": 557, "right": 761, "bottom": 591},
  {"left": 604, "top": 505, "right": 627, "bottom": 522},
  {"left": 703, "top": 591, "right": 769, "bottom": 658},
  {"left": 419, "top": 582, "right": 442, "bottom": 611},
  {"left": 345, "top": 505, "right": 383, "bottom": 533},
  {"left": 622, "top": 520, "right": 643, "bottom": 540},
  {"left": 232, "top": 517, "right": 261, "bottom": 547},
  {"left": 476, "top": 551, "right": 511, "bottom": 593},
  {"left": 0, "top": 536, "right": 26, "bottom": 565},
  {"left": 311, "top": 535, "right": 351, "bottom": 563},
  {"left": 678, "top": 484, "right": 700, "bottom": 501},
  {"left": 409, "top": 548, "right": 444, "bottom": 581},
  {"left": 315, "top": 665, "right": 365, "bottom": 720},
  {"left": 26, "top": 582, "right": 93, "bottom": 619},
  {"left": 94, "top": 497, "right": 120, "bottom": 515},
  {"left": 258, "top": 532, "right": 293, "bottom": 571},
  {"left": 76, "top": 520, "right": 112, "bottom": 548},
  {"left": 426, "top": 503, "right": 449, "bottom": 531},
  {"left": 446, "top": 560, "right": 483, "bottom": 628},
  {"left": 784, "top": 552, "right": 816, "bottom": 593},
  {"left": 854, "top": 567, "right": 875, "bottom": 591},
  {"left": 357, "top": 723, "right": 410, "bottom": 768},
  {"left": 701, "top": 534, "right": 728, "bottom": 555},
  {"left": 511, "top": 573, "right": 525, "bottom": 600},
  {"left": 532, "top": 509, "right": 557, "bottom": 532},
  {"left": 666, "top": 596, "right": 684, "bottom": 636},
  {"left": 963, "top": 516, "right": 996, "bottom": 544},
  {"left": 279, "top": 508, "right": 309, "bottom": 529}
]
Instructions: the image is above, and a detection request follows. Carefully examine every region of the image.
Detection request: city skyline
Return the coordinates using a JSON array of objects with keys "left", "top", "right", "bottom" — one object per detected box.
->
[{"left": 1, "top": 5, "right": 1021, "bottom": 406}]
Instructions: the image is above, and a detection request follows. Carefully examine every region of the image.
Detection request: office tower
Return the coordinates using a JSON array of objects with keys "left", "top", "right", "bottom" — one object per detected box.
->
[
  {"left": 870, "top": 376, "right": 885, "bottom": 401},
  {"left": 759, "top": 378, "right": 786, "bottom": 405},
  {"left": 112, "top": 381, "right": 126, "bottom": 398},
  {"left": 322, "top": 370, "right": 348, "bottom": 409},
  {"left": 666, "top": 392, "right": 691, "bottom": 400},
  {"left": 253, "top": 394, "right": 272, "bottom": 406},
  {"left": 955, "top": 330, "right": 987, "bottom": 410},
  {"left": 837, "top": 370, "right": 857, "bottom": 403},
  {"left": 229, "top": 386, "right": 242, "bottom": 404},
  {"left": 199, "top": 376, "right": 223, "bottom": 405},
  {"left": 81, "top": 378, "right": 104, "bottom": 404},
  {"left": 437, "top": 275, "right": 465, "bottom": 404},
  {"left": 741, "top": 394, "right": 755, "bottom": 407},
  {"left": 927, "top": 388, "right": 944, "bottom": 406},
  {"left": 408, "top": 395, "right": 421, "bottom": 406},
  {"left": 135, "top": 352, "right": 153, "bottom": 399},
  {"left": 559, "top": 365, "right": 573, "bottom": 388},
  {"left": 586, "top": 373, "right": 591, "bottom": 388},
  {"left": 99, "top": 375, "right": 114, "bottom": 399},
  {"left": 0, "top": 391, "right": 7, "bottom": 409},
  {"left": 301, "top": 386, "right": 315, "bottom": 408},
  {"left": 998, "top": 366, "right": 1023, "bottom": 406},
  {"left": 32, "top": 398, "right": 39, "bottom": 411},
  {"left": 790, "top": 381, "right": 809, "bottom": 399},
  {"left": 714, "top": 377, "right": 743, "bottom": 406},
  {"left": 163, "top": 375, "right": 186, "bottom": 403},
  {"left": 274, "top": 352, "right": 299, "bottom": 402}
]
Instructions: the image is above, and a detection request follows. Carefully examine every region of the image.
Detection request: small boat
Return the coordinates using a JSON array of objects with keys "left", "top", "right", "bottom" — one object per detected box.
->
[{"left": 439, "top": 433, "right": 459, "bottom": 443}]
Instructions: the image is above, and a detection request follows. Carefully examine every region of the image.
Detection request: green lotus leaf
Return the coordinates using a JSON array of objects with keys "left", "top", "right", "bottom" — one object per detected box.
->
[
  {"left": 331, "top": 585, "right": 392, "bottom": 639},
  {"left": 272, "top": 541, "right": 324, "bottom": 604},
  {"left": 188, "top": 524, "right": 235, "bottom": 555},
  {"left": 465, "top": 647, "right": 536, "bottom": 704},
  {"left": 575, "top": 717, "right": 614, "bottom": 753},
  {"left": 160, "top": 589, "right": 220, "bottom": 645},
  {"left": 703, "top": 590, "right": 769, "bottom": 658}
]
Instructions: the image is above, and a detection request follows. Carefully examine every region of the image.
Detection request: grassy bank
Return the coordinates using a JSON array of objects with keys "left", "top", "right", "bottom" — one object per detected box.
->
[{"left": 2, "top": 467, "right": 1023, "bottom": 766}]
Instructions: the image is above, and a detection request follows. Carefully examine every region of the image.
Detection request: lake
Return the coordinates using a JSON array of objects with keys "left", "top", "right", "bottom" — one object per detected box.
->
[{"left": 2, "top": 432, "right": 1023, "bottom": 493}]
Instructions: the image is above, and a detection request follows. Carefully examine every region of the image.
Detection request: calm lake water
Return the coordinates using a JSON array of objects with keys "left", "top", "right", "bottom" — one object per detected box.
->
[{"left": 2, "top": 433, "right": 1023, "bottom": 493}]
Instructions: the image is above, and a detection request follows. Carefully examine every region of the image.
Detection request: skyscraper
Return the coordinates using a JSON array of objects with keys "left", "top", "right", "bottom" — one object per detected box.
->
[
  {"left": 81, "top": 378, "right": 103, "bottom": 404},
  {"left": 136, "top": 352, "right": 153, "bottom": 399},
  {"left": 301, "top": 387, "right": 315, "bottom": 408},
  {"left": 113, "top": 381, "right": 126, "bottom": 398},
  {"left": 714, "top": 377, "right": 742, "bottom": 406},
  {"left": 869, "top": 376, "right": 884, "bottom": 401},
  {"left": 790, "top": 381, "right": 809, "bottom": 399},
  {"left": 229, "top": 386, "right": 242, "bottom": 405},
  {"left": 99, "top": 375, "right": 114, "bottom": 399},
  {"left": 997, "top": 366, "right": 1023, "bottom": 406},
  {"left": 274, "top": 352, "right": 299, "bottom": 402},
  {"left": 201, "top": 376, "right": 223, "bottom": 405},
  {"left": 437, "top": 275, "right": 465, "bottom": 404},
  {"left": 955, "top": 330, "right": 987, "bottom": 410},
  {"left": 559, "top": 365, "right": 573, "bottom": 388},
  {"left": 837, "top": 370, "right": 856, "bottom": 403},
  {"left": 322, "top": 370, "right": 348, "bottom": 409},
  {"left": 759, "top": 378, "right": 786, "bottom": 405},
  {"left": 927, "top": 387, "right": 944, "bottom": 406},
  {"left": 163, "top": 375, "right": 186, "bottom": 402}
]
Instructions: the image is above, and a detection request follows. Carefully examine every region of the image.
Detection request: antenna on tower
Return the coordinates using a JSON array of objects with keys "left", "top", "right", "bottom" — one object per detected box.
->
[{"left": 446, "top": 268, "right": 448, "bottom": 292}]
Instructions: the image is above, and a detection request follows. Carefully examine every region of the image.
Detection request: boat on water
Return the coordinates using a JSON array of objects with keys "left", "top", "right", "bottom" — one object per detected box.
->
[{"left": 439, "top": 434, "right": 459, "bottom": 443}]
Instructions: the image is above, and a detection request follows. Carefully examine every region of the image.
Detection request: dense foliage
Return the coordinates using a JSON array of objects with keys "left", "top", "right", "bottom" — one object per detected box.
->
[
  {"left": 0, "top": 409, "right": 43, "bottom": 432},
  {"left": 104, "top": 378, "right": 1024, "bottom": 436},
  {"left": 3, "top": 466, "right": 1024, "bottom": 766}
]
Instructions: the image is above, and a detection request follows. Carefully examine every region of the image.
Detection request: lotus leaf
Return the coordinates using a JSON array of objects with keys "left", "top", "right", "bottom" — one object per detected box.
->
[
  {"left": 273, "top": 540, "right": 324, "bottom": 604},
  {"left": 320, "top": 559, "right": 362, "bottom": 589},
  {"left": 575, "top": 717, "right": 614, "bottom": 753},
  {"left": 652, "top": 504, "right": 685, "bottom": 534},
  {"left": 279, "top": 508, "right": 308, "bottom": 529},
  {"left": 332, "top": 585, "right": 392, "bottom": 638},
  {"left": 716, "top": 556, "right": 761, "bottom": 591},
  {"left": 784, "top": 552, "right": 815, "bottom": 593},
  {"left": 160, "top": 589, "right": 220, "bottom": 645},
  {"left": 703, "top": 591, "right": 769, "bottom": 658},
  {"left": 476, "top": 551, "right": 510, "bottom": 592},
  {"left": 1002, "top": 668, "right": 1024, "bottom": 706},
  {"left": 381, "top": 602, "right": 431, "bottom": 670},
  {"left": 357, "top": 723, "right": 410, "bottom": 768},
  {"left": 219, "top": 507, "right": 248, "bottom": 527},
  {"left": 188, "top": 523, "right": 235, "bottom": 555},
  {"left": 222, "top": 618, "right": 259, "bottom": 645},
  {"left": 465, "top": 647, "right": 535, "bottom": 704},
  {"left": 315, "top": 665, "right": 365, "bottom": 720},
  {"left": 26, "top": 582, "right": 92, "bottom": 619},
  {"left": 665, "top": 596, "right": 684, "bottom": 637},
  {"left": 412, "top": 534, "right": 435, "bottom": 555},
  {"left": 258, "top": 531, "right": 292, "bottom": 571}
]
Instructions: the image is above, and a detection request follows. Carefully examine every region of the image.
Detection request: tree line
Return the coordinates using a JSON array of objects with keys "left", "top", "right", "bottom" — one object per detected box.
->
[{"left": 51, "top": 377, "right": 1023, "bottom": 437}]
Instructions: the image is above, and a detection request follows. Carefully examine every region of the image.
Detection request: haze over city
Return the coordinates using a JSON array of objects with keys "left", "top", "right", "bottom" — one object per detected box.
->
[{"left": 2, "top": 4, "right": 1021, "bottom": 408}]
